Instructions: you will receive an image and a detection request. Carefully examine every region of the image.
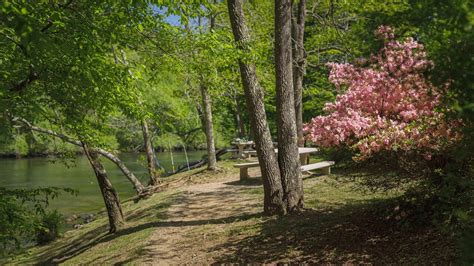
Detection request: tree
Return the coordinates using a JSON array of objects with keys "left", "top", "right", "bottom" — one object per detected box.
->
[
  {"left": 227, "top": 0, "right": 286, "bottom": 215},
  {"left": 0, "top": 1, "right": 160, "bottom": 232},
  {"left": 199, "top": 83, "right": 217, "bottom": 170},
  {"left": 292, "top": 0, "right": 307, "bottom": 147},
  {"left": 83, "top": 144, "right": 124, "bottom": 233},
  {"left": 232, "top": 87, "right": 247, "bottom": 138},
  {"left": 112, "top": 47, "right": 159, "bottom": 185},
  {"left": 275, "top": 0, "right": 304, "bottom": 211},
  {"left": 141, "top": 119, "right": 159, "bottom": 184},
  {"left": 200, "top": 13, "right": 218, "bottom": 171},
  {"left": 178, "top": 8, "right": 220, "bottom": 171}
]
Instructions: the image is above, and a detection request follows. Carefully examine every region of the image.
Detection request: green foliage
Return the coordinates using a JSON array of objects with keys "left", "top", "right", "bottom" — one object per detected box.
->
[
  {"left": 0, "top": 1, "right": 157, "bottom": 150},
  {"left": 154, "top": 132, "right": 185, "bottom": 150},
  {"left": 0, "top": 1, "right": 471, "bottom": 259},
  {"left": 35, "top": 210, "right": 63, "bottom": 245},
  {"left": 0, "top": 187, "right": 76, "bottom": 255},
  {"left": 0, "top": 134, "right": 28, "bottom": 157}
]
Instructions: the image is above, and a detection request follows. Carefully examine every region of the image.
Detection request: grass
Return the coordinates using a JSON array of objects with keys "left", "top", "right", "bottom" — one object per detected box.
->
[
  {"left": 3, "top": 158, "right": 460, "bottom": 264},
  {"left": 183, "top": 171, "right": 457, "bottom": 263},
  {"left": 4, "top": 159, "right": 239, "bottom": 265},
  {"left": 6, "top": 189, "right": 181, "bottom": 265}
]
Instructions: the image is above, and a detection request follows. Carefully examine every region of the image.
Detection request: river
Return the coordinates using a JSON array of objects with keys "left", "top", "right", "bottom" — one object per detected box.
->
[{"left": 0, "top": 151, "right": 205, "bottom": 216}]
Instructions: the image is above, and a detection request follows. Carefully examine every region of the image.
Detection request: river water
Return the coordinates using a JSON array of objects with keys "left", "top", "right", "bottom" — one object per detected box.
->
[{"left": 0, "top": 151, "right": 205, "bottom": 216}]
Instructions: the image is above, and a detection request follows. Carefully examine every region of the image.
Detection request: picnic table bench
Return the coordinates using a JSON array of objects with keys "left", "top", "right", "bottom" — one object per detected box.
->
[
  {"left": 233, "top": 161, "right": 259, "bottom": 179},
  {"left": 234, "top": 160, "right": 335, "bottom": 180},
  {"left": 301, "top": 161, "right": 334, "bottom": 175},
  {"left": 230, "top": 141, "right": 254, "bottom": 158},
  {"left": 244, "top": 147, "right": 319, "bottom": 165}
]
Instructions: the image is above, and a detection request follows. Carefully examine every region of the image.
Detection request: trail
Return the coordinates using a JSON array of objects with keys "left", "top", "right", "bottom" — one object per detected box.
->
[{"left": 139, "top": 169, "right": 262, "bottom": 264}]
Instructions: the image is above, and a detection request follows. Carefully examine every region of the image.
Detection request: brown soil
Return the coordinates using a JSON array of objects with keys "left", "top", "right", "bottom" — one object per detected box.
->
[
  {"left": 137, "top": 168, "right": 262, "bottom": 264},
  {"left": 131, "top": 167, "right": 456, "bottom": 264}
]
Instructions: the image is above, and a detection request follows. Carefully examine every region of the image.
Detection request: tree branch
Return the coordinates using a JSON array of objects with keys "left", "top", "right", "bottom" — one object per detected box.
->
[
  {"left": 13, "top": 117, "right": 146, "bottom": 194},
  {"left": 10, "top": 64, "right": 39, "bottom": 92}
]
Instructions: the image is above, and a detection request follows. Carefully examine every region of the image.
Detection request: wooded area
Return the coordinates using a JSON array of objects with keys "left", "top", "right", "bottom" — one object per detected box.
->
[{"left": 0, "top": 0, "right": 472, "bottom": 263}]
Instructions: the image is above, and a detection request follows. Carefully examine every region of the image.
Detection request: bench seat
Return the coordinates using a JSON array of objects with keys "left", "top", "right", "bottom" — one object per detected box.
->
[
  {"left": 234, "top": 162, "right": 259, "bottom": 180},
  {"left": 234, "top": 160, "right": 335, "bottom": 180},
  {"left": 300, "top": 161, "right": 334, "bottom": 175}
]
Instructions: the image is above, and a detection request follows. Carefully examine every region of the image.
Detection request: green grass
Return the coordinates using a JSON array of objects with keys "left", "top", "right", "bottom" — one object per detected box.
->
[
  {"left": 4, "top": 159, "right": 239, "bottom": 265},
  {"left": 5, "top": 189, "right": 181, "bottom": 265},
  {"left": 3, "top": 159, "right": 460, "bottom": 264},
  {"left": 207, "top": 174, "right": 457, "bottom": 263}
]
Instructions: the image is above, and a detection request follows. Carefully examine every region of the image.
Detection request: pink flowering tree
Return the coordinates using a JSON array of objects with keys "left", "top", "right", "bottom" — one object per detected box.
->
[{"left": 305, "top": 26, "right": 461, "bottom": 161}]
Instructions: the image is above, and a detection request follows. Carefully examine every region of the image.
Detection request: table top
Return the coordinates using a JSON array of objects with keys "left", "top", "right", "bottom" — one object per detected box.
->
[
  {"left": 232, "top": 141, "right": 254, "bottom": 146},
  {"left": 246, "top": 147, "right": 318, "bottom": 155}
]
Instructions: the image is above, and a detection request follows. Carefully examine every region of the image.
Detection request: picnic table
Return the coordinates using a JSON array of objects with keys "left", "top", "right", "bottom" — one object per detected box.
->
[
  {"left": 245, "top": 147, "right": 319, "bottom": 165},
  {"left": 234, "top": 147, "right": 332, "bottom": 180},
  {"left": 230, "top": 141, "right": 254, "bottom": 159}
]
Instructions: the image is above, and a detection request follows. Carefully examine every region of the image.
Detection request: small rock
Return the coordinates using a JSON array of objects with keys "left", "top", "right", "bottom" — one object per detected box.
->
[
  {"left": 82, "top": 214, "right": 95, "bottom": 223},
  {"left": 65, "top": 214, "right": 79, "bottom": 223},
  {"left": 73, "top": 224, "right": 83, "bottom": 229}
]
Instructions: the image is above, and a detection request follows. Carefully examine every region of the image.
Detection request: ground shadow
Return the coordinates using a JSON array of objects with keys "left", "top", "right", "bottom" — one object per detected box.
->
[
  {"left": 30, "top": 193, "right": 180, "bottom": 264},
  {"left": 212, "top": 199, "right": 456, "bottom": 264},
  {"left": 33, "top": 183, "right": 261, "bottom": 264},
  {"left": 224, "top": 178, "right": 263, "bottom": 186}
]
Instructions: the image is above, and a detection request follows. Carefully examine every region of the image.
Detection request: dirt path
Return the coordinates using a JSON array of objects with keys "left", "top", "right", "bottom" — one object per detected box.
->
[
  {"left": 139, "top": 169, "right": 262, "bottom": 264},
  {"left": 131, "top": 168, "right": 457, "bottom": 264}
]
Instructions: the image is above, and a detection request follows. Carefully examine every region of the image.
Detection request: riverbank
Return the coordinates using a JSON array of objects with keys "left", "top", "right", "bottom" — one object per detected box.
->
[
  {"left": 0, "top": 151, "right": 206, "bottom": 216},
  {"left": 4, "top": 160, "right": 459, "bottom": 264}
]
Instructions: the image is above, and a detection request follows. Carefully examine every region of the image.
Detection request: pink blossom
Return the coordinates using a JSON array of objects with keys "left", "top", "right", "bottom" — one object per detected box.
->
[{"left": 305, "top": 26, "right": 461, "bottom": 160}]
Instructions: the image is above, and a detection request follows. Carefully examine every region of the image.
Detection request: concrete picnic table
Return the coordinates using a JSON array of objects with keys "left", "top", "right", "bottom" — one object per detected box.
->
[
  {"left": 245, "top": 147, "right": 319, "bottom": 165},
  {"left": 231, "top": 141, "right": 255, "bottom": 158}
]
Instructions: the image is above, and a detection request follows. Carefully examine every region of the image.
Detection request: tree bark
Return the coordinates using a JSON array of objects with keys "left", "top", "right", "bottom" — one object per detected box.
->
[
  {"left": 142, "top": 119, "right": 158, "bottom": 184},
  {"left": 197, "top": 9, "right": 218, "bottom": 171},
  {"left": 15, "top": 118, "right": 146, "bottom": 194},
  {"left": 275, "top": 0, "right": 304, "bottom": 212},
  {"left": 292, "top": 0, "right": 307, "bottom": 147},
  {"left": 228, "top": 0, "right": 286, "bottom": 215},
  {"left": 200, "top": 84, "right": 217, "bottom": 171},
  {"left": 83, "top": 144, "right": 124, "bottom": 233},
  {"left": 234, "top": 93, "right": 246, "bottom": 138}
]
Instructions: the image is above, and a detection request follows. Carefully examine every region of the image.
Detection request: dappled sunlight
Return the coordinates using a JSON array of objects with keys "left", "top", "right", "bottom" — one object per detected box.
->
[
  {"left": 212, "top": 200, "right": 455, "bottom": 263},
  {"left": 1, "top": 0, "right": 470, "bottom": 264}
]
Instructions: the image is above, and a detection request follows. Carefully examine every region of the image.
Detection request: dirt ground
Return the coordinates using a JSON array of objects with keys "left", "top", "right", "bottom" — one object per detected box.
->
[
  {"left": 131, "top": 167, "right": 456, "bottom": 264},
  {"left": 9, "top": 165, "right": 457, "bottom": 264},
  {"left": 137, "top": 168, "right": 263, "bottom": 264}
]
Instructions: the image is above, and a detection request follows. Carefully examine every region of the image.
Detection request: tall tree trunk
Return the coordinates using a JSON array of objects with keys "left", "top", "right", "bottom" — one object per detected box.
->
[
  {"left": 15, "top": 118, "right": 146, "bottom": 194},
  {"left": 234, "top": 94, "right": 246, "bottom": 138},
  {"left": 113, "top": 47, "right": 159, "bottom": 186},
  {"left": 142, "top": 119, "right": 158, "bottom": 185},
  {"left": 228, "top": 0, "right": 286, "bottom": 215},
  {"left": 197, "top": 9, "right": 218, "bottom": 171},
  {"left": 200, "top": 84, "right": 217, "bottom": 170},
  {"left": 275, "top": 0, "right": 304, "bottom": 212},
  {"left": 83, "top": 145, "right": 124, "bottom": 233},
  {"left": 292, "top": 0, "right": 307, "bottom": 147}
]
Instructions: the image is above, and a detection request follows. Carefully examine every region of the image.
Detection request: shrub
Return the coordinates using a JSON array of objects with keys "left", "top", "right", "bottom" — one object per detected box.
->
[
  {"left": 305, "top": 26, "right": 471, "bottom": 233},
  {"left": 305, "top": 26, "right": 461, "bottom": 162},
  {"left": 35, "top": 210, "right": 63, "bottom": 245},
  {"left": 0, "top": 187, "right": 75, "bottom": 255}
]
